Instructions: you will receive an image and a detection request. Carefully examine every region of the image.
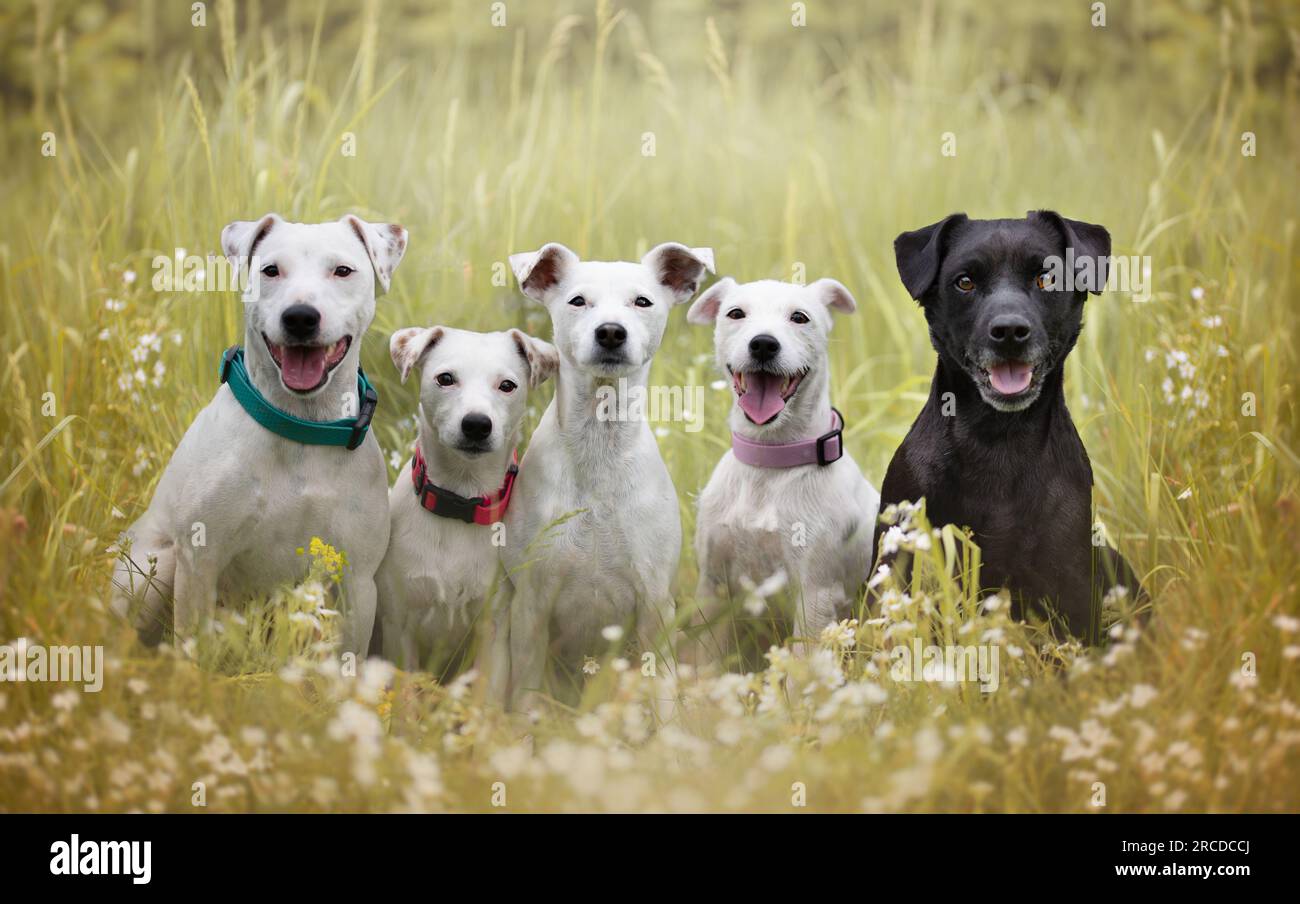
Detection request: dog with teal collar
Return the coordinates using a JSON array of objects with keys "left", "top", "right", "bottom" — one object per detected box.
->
[{"left": 111, "top": 214, "right": 407, "bottom": 656}]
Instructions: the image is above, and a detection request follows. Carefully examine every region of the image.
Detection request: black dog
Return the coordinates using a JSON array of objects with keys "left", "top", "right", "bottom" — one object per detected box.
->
[{"left": 872, "top": 211, "right": 1141, "bottom": 642}]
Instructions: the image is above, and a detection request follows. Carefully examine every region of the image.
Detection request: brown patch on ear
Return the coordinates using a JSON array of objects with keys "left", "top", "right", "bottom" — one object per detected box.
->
[
  {"left": 509, "top": 329, "right": 559, "bottom": 389},
  {"left": 221, "top": 213, "right": 281, "bottom": 267},
  {"left": 687, "top": 277, "right": 734, "bottom": 325},
  {"left": 390, "top": 326, "right": 443, "bottom": 384},
  {"left": 522, "top": 253, "right": 564, "bottom": 296},
  {"left": 658, "top": 254, "right": 701, "bottom": 297},
  {"left": 346, "top": 215, "right": 407, "bottom": 295},
  {"left": 246, "top": 219, "right": 276, "bottom": 261},
  {"left": 386, "top": 225, "right": 407, "bottom": 258},
  {"left": 642, "top": 243, "right": 715, "bottom": 303}
]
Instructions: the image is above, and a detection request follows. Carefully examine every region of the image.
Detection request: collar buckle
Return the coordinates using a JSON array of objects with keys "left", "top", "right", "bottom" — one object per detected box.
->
[
  {"left": 432, "top": 492, "right": 482, "bottom": 524},
  {"left": 220, "top": 345, "right": 239, "bottom": 384},
  {"left": 346, "top": 385, "right": 379, "bottom": 451},
  {"left": 815, "top": 408, "right": 845, "bottom": 466}
]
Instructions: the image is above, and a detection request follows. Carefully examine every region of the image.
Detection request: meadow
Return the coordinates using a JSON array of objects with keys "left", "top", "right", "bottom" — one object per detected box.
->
[{"left": 0, "top": 0, "right": 1297, "bottom": 812}]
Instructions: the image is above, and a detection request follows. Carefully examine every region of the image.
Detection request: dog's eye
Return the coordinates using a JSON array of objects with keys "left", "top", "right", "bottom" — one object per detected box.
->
[
  {"left": 633, "top": 296, "right": 653, "bottom": 308},
  {"left": 568, "top": 296, "right": 586, "bottom": 307},
  {"left": 1036, "top": 271, "right": 1054, "bottom": 291},
  {"left": 334, "top": 265, "right": 354, "bottom": 278},
  {"left": 954, "top": 274, "right": 975, "bottom": 293},
  {"left": 435, "top": 372, "right": 456, "bottom": 387},
  {"left": 790, "top": 311, "right": 810, "bottom": 325},
  {"left": 261, "top": 264, "right": 280, "bottom": 278},
  {"left": 725, "top": 308, "right": 746, "bottom": 320},
  {"left": 499, "top": 380, "right": 518, "bottom": 393}
]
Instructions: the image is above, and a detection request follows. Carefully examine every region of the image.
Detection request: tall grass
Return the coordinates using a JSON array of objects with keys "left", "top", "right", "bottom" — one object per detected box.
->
[{"left": 0, "top": 0, "right": 1297, "bottom": 812}]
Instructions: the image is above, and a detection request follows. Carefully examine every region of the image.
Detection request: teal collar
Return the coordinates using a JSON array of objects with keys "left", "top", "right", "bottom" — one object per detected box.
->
[{"left": 219, "top": 345, "right": 377, "bottom": 450}]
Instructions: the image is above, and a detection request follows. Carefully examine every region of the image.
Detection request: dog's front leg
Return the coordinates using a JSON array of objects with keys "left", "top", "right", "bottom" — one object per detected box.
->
[
  {"left": 784, "top": 582, "right": 839, "bottom": 660},
  {"left": 172, "top": 542, "right": 220, "bottom": 649},
  {"left": 508, "top": 596, "right": 548, "bottom": 713},
  {"left": 479, "top": 577, "right": 513, "bottom": 707},
  {"left": 380, "top": 613, "right": 419, "bottom": 670},
  {"left": 636, "top": 594, "right": 677, "bottom": 672},
  {"left": 680, "top": 573, "right": 738, "bottom": 669},
  {"left": 802, "top": 585, "right": 844, "bottom": 648},
  {"left": 636, "top": 594, "right": 678, "bottom": 724},
  {"left": 339, "top": 569, "right": 378, "bottom": 658}
]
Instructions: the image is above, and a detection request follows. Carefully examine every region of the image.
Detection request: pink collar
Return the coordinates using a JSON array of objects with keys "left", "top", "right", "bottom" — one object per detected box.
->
[{"left": 731, "top": 408, "right": 845, "bottom": 468}]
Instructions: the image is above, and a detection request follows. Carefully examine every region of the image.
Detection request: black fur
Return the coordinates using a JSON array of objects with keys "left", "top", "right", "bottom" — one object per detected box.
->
[{"left": 872, "top": 211, "right": 1142, "bottom": 642}]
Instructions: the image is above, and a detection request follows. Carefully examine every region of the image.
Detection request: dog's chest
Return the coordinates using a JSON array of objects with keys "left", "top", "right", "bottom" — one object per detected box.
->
[
  {"left": 698, "top": 454, "right": 867, "bottom": 572},
  {"left": 930, "top": 442, "right": 1091, "bottom": 594},
  {"left": 509, "top": 458, "right": 679, "bottom": 645},
  {"left": 540, "top": 496, "right": 674, "bottom": 595},
  {"left": 215, "top": 441, "right": 387, "bottom": 593},
  {"left": 389, "top": 498, "right": 497, "bottom": 628},
  {"left": 520, "top": 434, "right": 679, "bottom": 566}
]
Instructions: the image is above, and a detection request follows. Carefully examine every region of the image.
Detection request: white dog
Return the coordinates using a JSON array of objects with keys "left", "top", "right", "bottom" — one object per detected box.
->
[
  {"left": 374, "top": 326, "right": 557, "bottom": 677},
  {"left": 112, "top": 214, "right": 406, "bottom": 656},
  {"left": 685, "top": 277, "right": 879, "bottom": 665},
  {"left": 498, "top": 242, "right": 714, "bottom": 711}
]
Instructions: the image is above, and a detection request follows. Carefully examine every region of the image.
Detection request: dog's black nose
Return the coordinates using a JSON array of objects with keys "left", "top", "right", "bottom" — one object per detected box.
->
[
  {"left": 988, "top": 315, "right": 1032, "bottom": 346},
  {"left": 749, "top": 334, "right": 781, "bottom": 361},
  {"left": 281, "top": 304, "right": 321, "bottom": 340},
  {"left": 461, "top": 413, "right": 493, "bottom": 442},
  {"left": 595, "top": 322, "right": 627, "bottom": 349}
]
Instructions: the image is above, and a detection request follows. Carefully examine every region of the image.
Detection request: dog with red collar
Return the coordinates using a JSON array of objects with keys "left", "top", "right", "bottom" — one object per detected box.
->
[
  {"left": 684, "top": 277, "right": 879, "bottom": 668},
  {"left": 374, "top": 325, "right": 557, "bottom": 676}
]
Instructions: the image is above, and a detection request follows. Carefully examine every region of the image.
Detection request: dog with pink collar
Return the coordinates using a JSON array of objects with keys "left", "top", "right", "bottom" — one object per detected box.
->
[{"left": 684, "top": 277, "right": 879, "bottom": 667}]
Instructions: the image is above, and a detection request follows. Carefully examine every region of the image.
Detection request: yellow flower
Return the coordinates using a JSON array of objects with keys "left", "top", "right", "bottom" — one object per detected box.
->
[{"left": 301, "top": 536, "right": 349, "bottom": 583}]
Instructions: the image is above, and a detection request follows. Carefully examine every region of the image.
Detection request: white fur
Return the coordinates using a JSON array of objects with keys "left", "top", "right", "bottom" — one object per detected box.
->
[
  {"left": 497, "top": 242, "right": 713, "bottom": 711},
  {"left": 685, "top": 278, "right": 879, "bottom": 663},
  {"left": 375, "top": 326, "right": 557, "bottom": 675},
  {"left": 111, "top": 214, "right": 407, "bottom": 655}
]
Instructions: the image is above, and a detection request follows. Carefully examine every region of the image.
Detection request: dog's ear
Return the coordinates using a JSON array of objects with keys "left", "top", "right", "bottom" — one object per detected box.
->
[
  {"left": 344, "top": 216, "right": 408, "bottom": 296},
  {"left": 894, "top": 213, "right": 968, "bottom": 300},
  {"left": 508, "top": 329, "right": 559, "bottom": 389},
  {"left": 1029, "top": 210, "right": 1111, "bottom": 295},
  {"left": 390, "top": 326, "right": 443, "bottom": 384},
  {"left": 807, "top": 278, "right": 857, "bottom": 314},
  {"left": 221, "top": 213, "right": 282, "bottom": 271},
  {"left": 509, "top": 243, "right": 579, "bottom": 302},
  {"left": 686, "top": 277, "right": 735, "bottom": 325},
  {"left": 642, "top": 243, "right": 715, "bottom": 304}
]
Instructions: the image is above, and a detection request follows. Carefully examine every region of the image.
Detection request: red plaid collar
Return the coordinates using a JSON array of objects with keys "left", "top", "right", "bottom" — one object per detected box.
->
[{"left": 411, "top": 446, "right": 519, "bottom": 525}]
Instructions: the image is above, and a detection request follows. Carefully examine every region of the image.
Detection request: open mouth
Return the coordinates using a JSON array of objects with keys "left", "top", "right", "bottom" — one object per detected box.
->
[
  {"left": 981, "top": 359, "right": 1035, "bottom": 397},
  {"left": 262, "top": 333, "right": 351, "bottom": 393},
  {"left": 729, "top": 366, "right": 807, "bottom": 425}
]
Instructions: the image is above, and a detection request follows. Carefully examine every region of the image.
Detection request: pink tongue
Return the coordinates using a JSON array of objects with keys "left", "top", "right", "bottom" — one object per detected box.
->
[
  {"left": 738, "top": 372, "right": 787, "bottom": 424},
  {"left": 280, "top": 346, "right": 329, "bottom": 391},
  {"left": 989, "top": 361, "right": 1032, "bottom": 395}
]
